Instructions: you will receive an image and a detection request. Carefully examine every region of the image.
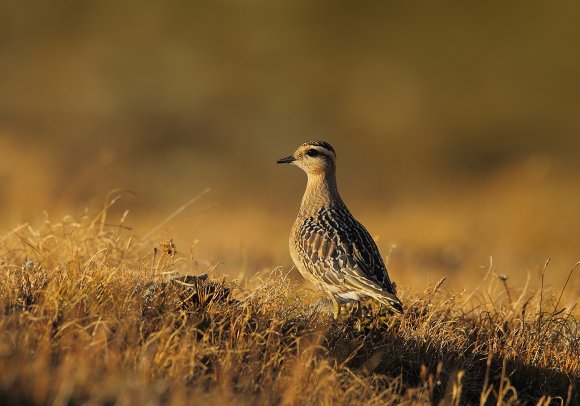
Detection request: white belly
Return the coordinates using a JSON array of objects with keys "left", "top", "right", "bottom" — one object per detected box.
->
[{"left": 335, "top": 291, "right": 360, "bottom": 303}]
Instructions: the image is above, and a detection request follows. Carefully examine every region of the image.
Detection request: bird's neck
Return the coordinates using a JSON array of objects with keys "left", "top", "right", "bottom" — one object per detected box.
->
[{"left": 299, "top": 171, "right": 344, "bottom": 216}]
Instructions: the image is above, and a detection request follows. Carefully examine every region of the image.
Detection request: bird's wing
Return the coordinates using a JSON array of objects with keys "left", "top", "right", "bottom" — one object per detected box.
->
[{"left": 296, "top": 209, "right": 400, "bottom": 301}]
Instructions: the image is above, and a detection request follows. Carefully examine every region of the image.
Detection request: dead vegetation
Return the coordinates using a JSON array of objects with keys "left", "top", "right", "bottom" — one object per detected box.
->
[{"left": 0, "top": 212, "right": 578, "bottom": 405}]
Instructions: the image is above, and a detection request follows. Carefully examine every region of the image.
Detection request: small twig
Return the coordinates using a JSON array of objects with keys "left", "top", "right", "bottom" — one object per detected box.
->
[
  {"left": 480, "top": 352, "right": 493, "bottom": 406},
  {"left": 434, "top": 276, "right": 447, "bottom": 293},
  {"left": 91, "top": 189, "right": 135, "bottom": 234},
  {"left": 152, "top": 247, "right": 158, "bottom": 268},
  {"left": 497, "top": 357, "right": 507, "bottom": 406},
  {"left": 463, "top": 256, "right": 494, "bottom": 305},
  {"left": 18, "top": 236, "right": 45, "bottom": 259},
  {"left": 143, "top": 188, "right": 210, "bottom": 240},
  {"left": 538, "top": 258, "right": 550, "bottom": 330},
  {"left": 103, "top": 223, "right": 133, "bottom": 230},
  {"left": 497, "top": 275, "right": 513, "bottom": 306},
  {"left": 554, "top": 262, "right": 579, "bottom": 312},
  {"left": 384, "top": 243, "right": 397, "bottom": 266}
]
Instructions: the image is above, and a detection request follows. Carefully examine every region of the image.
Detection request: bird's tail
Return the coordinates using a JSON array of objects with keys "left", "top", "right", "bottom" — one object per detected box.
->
[
  {"left": 343, "top": 274, "right": 404, "bottom": 314},
  {"left": 374, "top": 290, "right": 404, "bottom": 314}
]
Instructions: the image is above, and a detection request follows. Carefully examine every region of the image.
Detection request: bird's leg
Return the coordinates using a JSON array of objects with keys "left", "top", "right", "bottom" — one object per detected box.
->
[
  {"left": 331, "top": 295, "right": 341, "bottom": 319},
  {"left": 349, "top": 301, "right": 364, "bottom": 330},
  {"left": 354, "top": 301, "right": 363, "bottom": 318}
]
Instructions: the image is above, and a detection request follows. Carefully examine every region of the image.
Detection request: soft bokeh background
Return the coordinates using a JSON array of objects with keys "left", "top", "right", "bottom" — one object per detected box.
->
[{"left": 1, "top": 1, "right": 579, "bottom": 298}]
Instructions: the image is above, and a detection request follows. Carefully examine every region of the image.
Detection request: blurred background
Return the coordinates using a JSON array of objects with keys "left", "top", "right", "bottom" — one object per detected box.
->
[{"left": 0, "top": 1, "right": 579, "bottom": 297}]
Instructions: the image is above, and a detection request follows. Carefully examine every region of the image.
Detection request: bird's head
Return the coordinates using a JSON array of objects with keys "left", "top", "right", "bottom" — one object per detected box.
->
[{"left": 277, "top": 141, "right": 337, "bottom": 176}]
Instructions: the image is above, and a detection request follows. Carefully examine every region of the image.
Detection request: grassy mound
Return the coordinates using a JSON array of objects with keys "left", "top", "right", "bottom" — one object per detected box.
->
[{"left": 0, "top": 212, "right": 578, "bottom": 405}]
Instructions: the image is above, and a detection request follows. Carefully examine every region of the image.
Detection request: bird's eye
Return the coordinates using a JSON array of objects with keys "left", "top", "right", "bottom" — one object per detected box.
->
[{"left": 306, "top": 149, "right": 319, "bottom": 157}]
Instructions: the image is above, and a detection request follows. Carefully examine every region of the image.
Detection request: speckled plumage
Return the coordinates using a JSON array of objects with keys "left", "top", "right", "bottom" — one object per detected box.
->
[{"left": 278, "top": 141, "right": 403, "bottom": 318}]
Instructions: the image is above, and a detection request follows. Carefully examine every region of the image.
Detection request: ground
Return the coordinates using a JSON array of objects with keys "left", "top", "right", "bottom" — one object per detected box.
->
[{"left": 0, "top": 210, "right": 577, "bottom": 405}]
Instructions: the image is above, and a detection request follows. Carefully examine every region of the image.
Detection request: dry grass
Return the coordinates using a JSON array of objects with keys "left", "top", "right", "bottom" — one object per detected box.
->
[{"left": 0, "top": 208, "right": 578, "bottom": 406}]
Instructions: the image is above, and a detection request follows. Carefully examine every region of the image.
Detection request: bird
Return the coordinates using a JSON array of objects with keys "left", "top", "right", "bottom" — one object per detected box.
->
[{"left": 277, "top": 141, "right": 403, "bottom": 319}]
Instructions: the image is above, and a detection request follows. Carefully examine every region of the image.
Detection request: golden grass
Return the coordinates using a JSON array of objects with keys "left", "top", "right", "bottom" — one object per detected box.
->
[{"left": 0, "top": 209, "right": 578, "bottom": 405}]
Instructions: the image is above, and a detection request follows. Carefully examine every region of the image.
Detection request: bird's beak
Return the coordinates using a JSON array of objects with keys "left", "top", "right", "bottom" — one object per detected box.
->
[{"left": 277, "top": 156, "right": 296, "bottom": 164}]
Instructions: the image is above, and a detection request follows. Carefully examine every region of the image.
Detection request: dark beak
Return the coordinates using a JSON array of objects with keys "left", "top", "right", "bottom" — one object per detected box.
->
[{"left": 277, "top": 156, "right": 295, "bottom": 164}]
